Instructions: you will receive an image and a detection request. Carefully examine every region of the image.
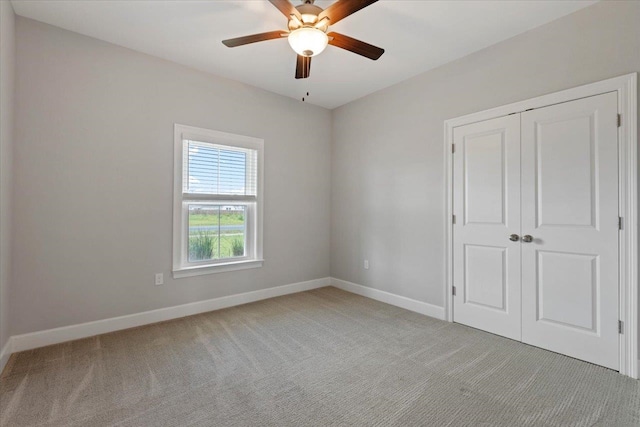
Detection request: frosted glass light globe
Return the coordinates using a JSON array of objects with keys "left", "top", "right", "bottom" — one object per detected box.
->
[{"left": 288, "top": 27, "right": 328, "bottom": 57}]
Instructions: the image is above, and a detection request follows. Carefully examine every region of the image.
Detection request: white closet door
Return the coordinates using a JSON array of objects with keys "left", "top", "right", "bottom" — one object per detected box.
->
[
  {"left": 453, "top": 114, "right": 522, "bottom": 341},
  {"left": 521, "top": 92, "right": 619, "bottom": 370}
]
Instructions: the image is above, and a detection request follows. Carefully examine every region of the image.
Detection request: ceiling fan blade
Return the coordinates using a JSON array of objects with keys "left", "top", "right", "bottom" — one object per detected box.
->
[
  {"left": 222, "top": 31, "right": 286, "bottom": 48},
  {"left": 319, "top": 0, "right": 378, "bottom": 25},
  {"left": 268, "top": 0, "right": 302, "bottom": 20},
  {"left": 295, "top": 55, "right": 311, "bottom": 79},
  {"left": 327, "top": 32, "right": 384, "bottom": 60}
]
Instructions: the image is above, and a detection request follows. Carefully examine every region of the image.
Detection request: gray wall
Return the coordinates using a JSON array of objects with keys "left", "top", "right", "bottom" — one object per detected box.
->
[
  {"left": 7, "top": 1, "right": 640, "bottom": 344},
  {"left": 331, "top": 1, "right": 640, "bottom": 307},
  {"left": 11, "top": 17, "right": 331, "bottom": 335},
  {"left": 0, "top": 1, "right": 15, "bottom": 353}
]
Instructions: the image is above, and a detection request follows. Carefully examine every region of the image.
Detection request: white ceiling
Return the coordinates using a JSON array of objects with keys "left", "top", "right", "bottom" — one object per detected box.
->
[{"left": 11, "top": 0, "right": 597, "bottom": 109}]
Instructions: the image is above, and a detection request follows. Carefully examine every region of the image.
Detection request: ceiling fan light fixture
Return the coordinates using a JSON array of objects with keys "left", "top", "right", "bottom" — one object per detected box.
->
[
  {"left": 222, "top": 0, "right": 384, "bottom": 79},
  {"left": 288, "top": 27, "right": 328, "bottom": 57}
]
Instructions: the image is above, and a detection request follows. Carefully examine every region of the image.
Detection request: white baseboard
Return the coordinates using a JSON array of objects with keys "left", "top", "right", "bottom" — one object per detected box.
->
[
  {"left": 10, "top": 277, "right": 331, "bottom": 354},
  {"left": 5, "top": 276, "right": 445, "bottom": 363},
  {"left": 331, "top": 278, "right": 445, "bottom": 320},
  {"left": 0, "top": 338, "right": 11, "bottom": 375},
  {"left": 3, "top": 276, "right": 634, "bottom": 378}
]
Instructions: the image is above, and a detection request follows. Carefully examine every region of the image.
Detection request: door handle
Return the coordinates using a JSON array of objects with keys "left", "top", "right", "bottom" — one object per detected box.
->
[
  {"left": 522, "top": 235, "right": 533, "bottom": 243},
  {"left": 509, "top": 234, "right": 520, "bottom": 242}
]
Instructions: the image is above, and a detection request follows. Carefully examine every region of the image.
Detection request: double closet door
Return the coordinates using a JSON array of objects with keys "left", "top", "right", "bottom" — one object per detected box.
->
[{"left": 452, "top": 92, "right": 620, "bottom": 370}]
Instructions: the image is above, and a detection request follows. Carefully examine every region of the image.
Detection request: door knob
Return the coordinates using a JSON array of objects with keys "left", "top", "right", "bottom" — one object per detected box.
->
[
  {"left": 522, "top": 235, "right": 533, "bottom": 243},
  {"left": 509, "top": 234, "right": 520, "bottom": 242}
]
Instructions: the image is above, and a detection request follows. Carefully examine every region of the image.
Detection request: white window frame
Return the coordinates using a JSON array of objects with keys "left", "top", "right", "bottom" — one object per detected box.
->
[{"left": 173, "top": 124, "right": 264, "bottom": 278}]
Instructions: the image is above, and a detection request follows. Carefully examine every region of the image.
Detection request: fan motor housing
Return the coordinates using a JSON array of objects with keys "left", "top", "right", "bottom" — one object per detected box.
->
[{"left": 296, "top": 4, "right": 323, "bottom": 22}]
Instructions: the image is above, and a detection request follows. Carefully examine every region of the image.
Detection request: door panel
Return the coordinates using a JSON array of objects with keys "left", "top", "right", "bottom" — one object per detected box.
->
[
  {"left": 464, "top": 131, "right": 506, "bottom": 225},
  {"left": 453, "top": 115, "right": 521, "bottom": 341},
  {"left": 521, "top": 92, "right": 619, "bottom": 370},
  {"left": 536, "top": 251, "right": 598, "bottom": 332},
  {"left": 465, "top": 245, "right": 507, "bottom": 311},
  {"left": 535, "top": 115, "right": 596, "bottom": 228}
]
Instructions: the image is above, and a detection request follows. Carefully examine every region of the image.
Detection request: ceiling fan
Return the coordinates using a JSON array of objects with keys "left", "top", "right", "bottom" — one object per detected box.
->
[{"left": 222, "top": 0, "right": 384, "bottom": 79}]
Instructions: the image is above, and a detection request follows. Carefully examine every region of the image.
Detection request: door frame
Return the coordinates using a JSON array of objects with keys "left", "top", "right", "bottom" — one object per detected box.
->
[{"left": 443, "top": 73, "right": 638, "bottom": 378}]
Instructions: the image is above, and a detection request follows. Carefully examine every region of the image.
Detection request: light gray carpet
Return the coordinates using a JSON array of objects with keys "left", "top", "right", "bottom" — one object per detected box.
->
[{"left": 1, "top": 287, "right": 639, "bottom": 426}]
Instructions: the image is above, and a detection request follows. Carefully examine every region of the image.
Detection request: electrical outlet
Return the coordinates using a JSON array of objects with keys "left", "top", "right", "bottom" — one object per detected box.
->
[
  {"left": 364, "top": 260, "right": 369, "bottom": 270},
  {"left": 155, "top": 273, "right": 164, "bottom": 286}
]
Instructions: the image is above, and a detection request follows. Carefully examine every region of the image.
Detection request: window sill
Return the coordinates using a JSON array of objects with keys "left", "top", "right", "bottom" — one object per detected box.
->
[{"left": 173, "top": 259, "right": 264, "bottom": 279}]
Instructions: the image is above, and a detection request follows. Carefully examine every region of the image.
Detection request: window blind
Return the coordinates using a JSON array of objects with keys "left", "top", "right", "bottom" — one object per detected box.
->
[{"left": 183, "top": 140, "right": 258, "bottom": 198}]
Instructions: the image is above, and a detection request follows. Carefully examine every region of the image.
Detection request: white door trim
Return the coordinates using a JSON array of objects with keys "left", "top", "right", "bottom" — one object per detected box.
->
[{"left": 443, "top": 73, "right": 638, "bottom": 378}]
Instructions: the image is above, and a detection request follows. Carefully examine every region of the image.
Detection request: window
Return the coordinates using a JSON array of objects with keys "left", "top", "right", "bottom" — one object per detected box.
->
[{"left": 173, "top": 124, "right": 263, "bottom": 278}]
